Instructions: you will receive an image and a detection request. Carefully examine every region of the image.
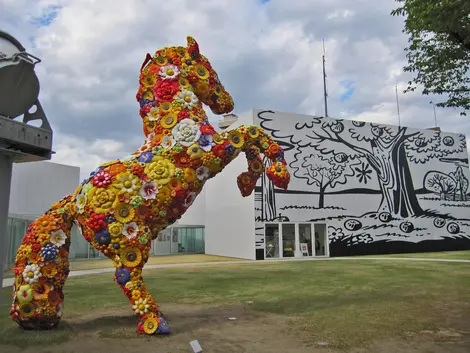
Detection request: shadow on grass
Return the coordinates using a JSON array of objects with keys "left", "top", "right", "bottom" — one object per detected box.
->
[{"left": 0, "top": 321, "right": 75, "bottom": 347}]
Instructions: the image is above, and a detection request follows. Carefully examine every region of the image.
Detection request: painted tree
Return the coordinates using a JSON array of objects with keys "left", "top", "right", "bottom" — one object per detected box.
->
[
  {"left": 292, "top": 150, "right": 358, "bottom": 208},
  {"left": 257, "top": 110, "right": 467, "bottom": 218},
  {"left": 391, "top": 0, "right": 470, "bottom": 115}
]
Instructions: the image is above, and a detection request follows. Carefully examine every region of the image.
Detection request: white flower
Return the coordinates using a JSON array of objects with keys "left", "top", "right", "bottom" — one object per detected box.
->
[
  {"left": 196, "top": 166, "right": 210, "bottom": 181},
  {"left": 183, "top": 192, "right": 197, "bottom": 208},
  {"left": 132, "top": 298, "right": 150, "bottom": 315},
  {"left": 147, "top": 107, "right": 161, "bottom": 121},
  {"left": 159, "top": 64, "right": 180, "bottom": 80},
  {"left": 22, "top": 264, "right": 41, "bottom": 284},
  {"left": 161, "top": 135, "right": 176, "bottom": 149},
  {"left": 117, "top": 174, "right": 140, "bottom": 193},
  {"left": 122, "top": 222, "right": 139, "bottom": 239},
  {"left": 172, "top": 118, "right": 202, "bottom": 147},
  {"left": 140, "top": 181, "right": 158, "bottom": 200},
  {"left": 76, "top": 194, "right": 86, "bottom": 214},
  {"left": 50, "top": 230, "right": 67, "bottom": 247},
  {"left": 176, "top": 89, "right": 198, "bottom": 108}
]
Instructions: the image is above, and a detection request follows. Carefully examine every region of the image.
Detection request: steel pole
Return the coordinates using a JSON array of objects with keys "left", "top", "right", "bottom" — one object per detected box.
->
[{"left": 0, "top": 153, "right": 13, "bottom": 302}]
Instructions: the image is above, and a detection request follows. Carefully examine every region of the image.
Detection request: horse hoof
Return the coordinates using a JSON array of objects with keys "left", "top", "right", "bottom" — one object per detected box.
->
[{"left": 156, "top": 317, "right": 171, "bottom": 335}]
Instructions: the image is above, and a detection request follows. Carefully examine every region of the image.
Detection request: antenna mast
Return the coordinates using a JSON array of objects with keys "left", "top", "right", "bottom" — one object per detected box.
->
[
  {"left": 322, "top": 38, "right": 329, "bottom": 117},
  {"left": 395, "top": 84, "right": 401, "bottom": 127}
]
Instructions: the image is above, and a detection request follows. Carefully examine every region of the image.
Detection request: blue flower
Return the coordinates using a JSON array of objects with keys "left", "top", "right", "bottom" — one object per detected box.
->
[
  {"left": 225, "top": 144, "right": 235, "bottom": 154},
  {"left": 198, "top": 134, "right": 215, "bottom": 152},
  {"left": 138, "top": 152, "right": 154, "bottom": 163},
  {"left": 116, "top": 268, "right": 131, "bottom": 285},
  {"left": 95, "top": 230, "right": 111, "bottom": 246},
  {"left": 40, "top": 244, "right": 59, "bottom": 261}
]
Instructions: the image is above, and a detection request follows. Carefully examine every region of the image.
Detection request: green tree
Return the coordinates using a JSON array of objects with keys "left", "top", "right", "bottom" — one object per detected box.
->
[{"left": 391, "top": 0, "right": 470, "bottom": 115}]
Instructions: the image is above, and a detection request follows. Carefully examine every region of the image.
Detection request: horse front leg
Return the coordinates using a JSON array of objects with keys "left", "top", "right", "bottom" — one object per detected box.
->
[
  {"left": 237, "top": 145, "right": 264, "bottom": 197},
  {"left": 113, "top": 240, "right": 170, "bottom": 335},
  {"left": 216, "top": 125, "right": 290, "bottom": 196}
]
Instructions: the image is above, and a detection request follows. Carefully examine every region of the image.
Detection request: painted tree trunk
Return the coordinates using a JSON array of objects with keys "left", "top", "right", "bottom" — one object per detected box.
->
[
  {"left": 318, "top": 185, "right": 326, "bottom": 208},
  {"left": 372, "top": 141, "right": 424, "bottom": 218}
]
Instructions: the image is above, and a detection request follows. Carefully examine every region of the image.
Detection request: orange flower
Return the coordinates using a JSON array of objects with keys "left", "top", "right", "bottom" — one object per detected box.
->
[
  {"left": 109, "top": 163, "right": 127, "bottom": 177},
  {"left": 33, "top": 215, "right": 56, "bottom": 234}
]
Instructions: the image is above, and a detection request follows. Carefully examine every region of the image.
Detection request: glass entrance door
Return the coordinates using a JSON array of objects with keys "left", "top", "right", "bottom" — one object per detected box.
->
[
  {"left": 264, "top": 222, "right": 327, "bottom": 259},
  {"left": 265, "top": 223, "right": 280, "bottom": 258},
  {"left": 298, "top": 223, "right": 313, "bottom": 257}
]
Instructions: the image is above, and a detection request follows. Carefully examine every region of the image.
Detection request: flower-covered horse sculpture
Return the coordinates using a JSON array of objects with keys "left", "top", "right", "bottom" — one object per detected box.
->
[{"left": 10, "top": 36, "right": 290, "bottom": 335}]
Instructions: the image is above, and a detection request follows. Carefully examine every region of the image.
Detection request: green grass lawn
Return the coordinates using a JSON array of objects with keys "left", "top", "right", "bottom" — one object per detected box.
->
[
  {"left": 1, "top": 260, "right": 469, "bottom": 350},
  {"left": 359, "top": 250, "right": 470, "bottom": 260}
]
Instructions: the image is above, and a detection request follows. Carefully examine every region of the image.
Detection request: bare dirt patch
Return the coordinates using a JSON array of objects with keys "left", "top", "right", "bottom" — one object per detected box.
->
[{"left": 1, "top": 303, "right": 469, "bottom": 353}]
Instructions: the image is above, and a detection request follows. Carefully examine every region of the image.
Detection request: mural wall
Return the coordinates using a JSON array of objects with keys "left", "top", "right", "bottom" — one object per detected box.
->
[{"left": 254, "top": 109, "right": 470, "bottom": 256}]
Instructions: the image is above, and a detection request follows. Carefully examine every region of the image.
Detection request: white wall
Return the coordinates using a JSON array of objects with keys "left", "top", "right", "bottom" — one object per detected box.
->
[
  {"left": 177, "top": 188, "right": 206, "bottom": 226},
  {"left": 253, "top": 108, "right": 470, "bottom": 256},
  {"left": 204, "top": 110, "right": 256, "bottom": 260},
  {"left": 9, "top": 161, "right": 80, "bottom": 217}
]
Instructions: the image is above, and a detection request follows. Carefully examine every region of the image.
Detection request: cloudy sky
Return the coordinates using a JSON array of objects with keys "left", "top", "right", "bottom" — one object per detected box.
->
[{"left": 2, "top": 0, "right": 469, "bottom": 180}]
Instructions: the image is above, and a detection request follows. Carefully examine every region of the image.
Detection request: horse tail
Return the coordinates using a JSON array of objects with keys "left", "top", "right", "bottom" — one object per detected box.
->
[{"left": 9, "top": 194, "right": 77, "bottom": 330}]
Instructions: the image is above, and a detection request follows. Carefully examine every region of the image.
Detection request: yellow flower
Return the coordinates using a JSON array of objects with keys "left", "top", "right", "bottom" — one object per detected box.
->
[
  {"left": 32, "top": 282, "right": 50, "bottom": 300},
  {"left": 228, "top": 130, "right": 244, "bottom": 148},
  {"left": 144, "top": 157, "right": 176, "bottom": 185},
  {"left": 156, "top": 187, "right": 171, "bottom": 204},
  {"left": 132, "top": 290, "right": 141, "bottom": 301},
  {"left": 114, "top": 203, "right": 136, "bottom": 223},
  {"left": 121, "top": 248, "right": 143, "bottom": 267},
  {"left": 41, "top": 264, "right": 58, "bottom": 279},
  {"left": 187, "top": 144, "right": 203, "bottom": 159},
  {"left": 17, "top": 284, "right": 33, "bottom": 303},
  {"left": 247, "top": 126, "right": 260, "bottom": 139},
  {"left": 143, "top": 89, "right": 154, "bottom": 101},
  {"left": 194, "top": 64, "right": 209, "bottom": 79},
  {"left": 160, "top": 113, "right": 178, "bottom": 129},
  {"left": 141, "top": 73, "right": 157, "bottom": 88},
  {"left": 184, "top": 168, "right": 197, "bottom": 183},
  {"left": 155, "top": 54, "right": 168, "bottom": 66},
  {"left": 159, "top": 101, "right": 172, "bottom": 113},
  {"left": 143, "top": 316, "right": 159, "bottom": 334},
  {"left": 88, "top": 187, "right": 118, "bottom": 214},
  {"left": 114, "top": 172, "right": 142, "bottom": 194},
  {"left": 213, "top": 133, "right": 224, "bottom": 145},
  {"left": 108, "top": 222, "right": 124, "bottom": 237},
  {"left": 19, "top": 303, "right": 36, "bottom": 318},
  {"left": 179, "top": 77, "right": 190, "bottom": 88}
]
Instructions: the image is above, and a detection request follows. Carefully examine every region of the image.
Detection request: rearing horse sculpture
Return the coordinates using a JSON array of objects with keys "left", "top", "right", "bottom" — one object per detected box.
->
[{"left": 9, "top": 36, "right": 290, "bottom": 336}]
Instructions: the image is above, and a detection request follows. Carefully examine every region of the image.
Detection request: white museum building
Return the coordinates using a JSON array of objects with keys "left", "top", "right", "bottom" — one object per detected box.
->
[{"left": 6, "top": 109, "right": 470, "bottom": 267}]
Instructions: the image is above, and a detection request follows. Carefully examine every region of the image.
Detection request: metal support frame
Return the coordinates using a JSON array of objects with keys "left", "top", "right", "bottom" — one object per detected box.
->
[
  {"left": 0, "top": 30, "right": 54, "bottom": 299},
  {"left": 0, "top": 154, "right": 13, "bottom": 302}
]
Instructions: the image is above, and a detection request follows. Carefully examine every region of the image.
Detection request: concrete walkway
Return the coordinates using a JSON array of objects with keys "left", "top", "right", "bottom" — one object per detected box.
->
[{"left": 3, "top": 256, "right": 469, "bottom": 288}]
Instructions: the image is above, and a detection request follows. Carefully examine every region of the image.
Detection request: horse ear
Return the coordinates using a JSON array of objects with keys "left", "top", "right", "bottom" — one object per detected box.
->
[{"left": 187, "top": 36, "right": 200, "bottom": 58}]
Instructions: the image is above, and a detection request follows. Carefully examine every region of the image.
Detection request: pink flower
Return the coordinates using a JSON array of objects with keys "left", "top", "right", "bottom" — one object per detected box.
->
[
  {"left": 91, "top": 170, "right": 112, "bottom": 188},
  {"left": 140, "top": 181, "right": 158, "bottom": 200}
]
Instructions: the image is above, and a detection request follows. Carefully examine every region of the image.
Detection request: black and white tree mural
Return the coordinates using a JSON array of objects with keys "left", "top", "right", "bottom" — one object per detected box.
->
[
  {"left": 258, "top": 110, "right": 467, "bottom": 218},
  {"left": 292, "top": 151, "right": 359, "bottom": 208}
]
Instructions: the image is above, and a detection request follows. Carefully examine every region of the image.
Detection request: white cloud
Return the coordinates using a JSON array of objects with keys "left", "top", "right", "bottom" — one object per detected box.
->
[{"left": 2, "top": 0, "right": 468, "bottom": 179}]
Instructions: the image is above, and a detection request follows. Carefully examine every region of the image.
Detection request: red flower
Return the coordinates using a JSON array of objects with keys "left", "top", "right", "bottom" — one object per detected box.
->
[
  {"left": 153, "top": 80, "right": 179, "bottom": 102},
  {"left": 177, "top": 109, "right": 189, "bottom": 120},
  {"left": 31, "top": 244, "right": 40, "bottom": 252},
  {"left": 87, "top": 213, "right": 107, "bottom": 232},
  {"left": 212, "top": 144, "right": 227, "bottom": 158},
  {"left": 201, "top": 125, "right": 216, "bottom": 135},
  {"left": 174, "top": 188, "right": 185, "bottom": 201}
]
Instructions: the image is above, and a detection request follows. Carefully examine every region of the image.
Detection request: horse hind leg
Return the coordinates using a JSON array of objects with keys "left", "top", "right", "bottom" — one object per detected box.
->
[{"left": 10, "top": 198, "right": 75, "bottom": 330}]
